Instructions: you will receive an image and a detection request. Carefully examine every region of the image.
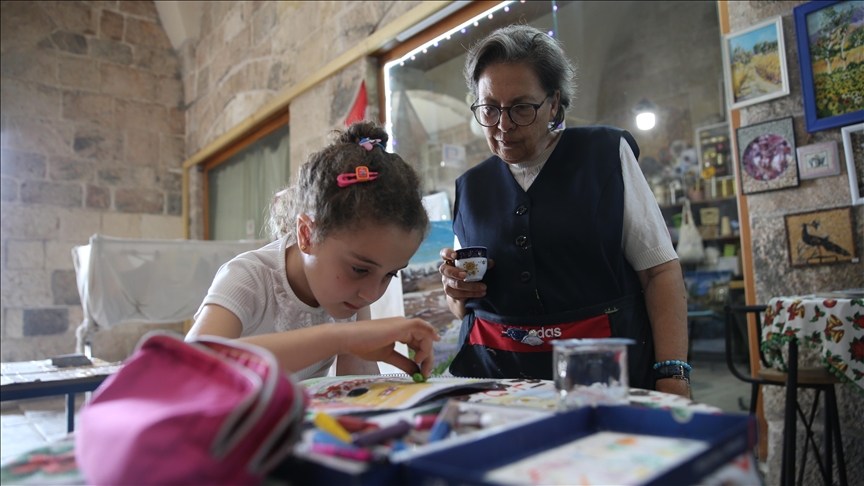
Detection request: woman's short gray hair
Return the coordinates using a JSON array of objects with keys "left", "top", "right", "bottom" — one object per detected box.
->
[{"left": 464, "top": 24, "right": 576, "bottom": 129}]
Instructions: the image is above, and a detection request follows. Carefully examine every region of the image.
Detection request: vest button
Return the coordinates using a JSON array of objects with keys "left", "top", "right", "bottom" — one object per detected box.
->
[
  {"left": 515, "top": 205, "right": 528, "bottom": 216},
  {"left": 515, "top": 235, "right": 527, "bottom": 247},
  {"left": 520, "top": 271, "right": 531, "bottom": 283}
]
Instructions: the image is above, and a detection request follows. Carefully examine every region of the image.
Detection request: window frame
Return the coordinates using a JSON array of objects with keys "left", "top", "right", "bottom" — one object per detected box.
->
[{"left": 199, "top": 109, "right": 290, "bottom": 240}]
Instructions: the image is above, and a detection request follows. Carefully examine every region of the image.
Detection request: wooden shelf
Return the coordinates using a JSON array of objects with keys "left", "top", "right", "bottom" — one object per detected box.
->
[
  {"left": 659, "top": 195, "right": 737, "bottom": 210},
  {"left": 672, "top": 234, "right": 741, "bottom": 245}
]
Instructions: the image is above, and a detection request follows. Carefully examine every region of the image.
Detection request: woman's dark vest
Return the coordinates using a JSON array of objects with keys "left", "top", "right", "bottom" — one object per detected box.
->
[{"left": 449, "top": 126, "right": 654, "bottom": 389}]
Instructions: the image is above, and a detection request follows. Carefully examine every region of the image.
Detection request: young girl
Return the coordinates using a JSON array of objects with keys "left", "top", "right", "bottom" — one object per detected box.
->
[{"left": 187, "top": 121, "right": 439, "bottom": 380}]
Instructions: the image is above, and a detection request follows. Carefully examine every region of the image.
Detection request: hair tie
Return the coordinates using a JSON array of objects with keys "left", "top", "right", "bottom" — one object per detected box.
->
[
  {"left": 337, "top": 166, "right": 378, "bottom": 187},
  {"left": 358, "top": 138, "right": 385, "bottom": 151}
]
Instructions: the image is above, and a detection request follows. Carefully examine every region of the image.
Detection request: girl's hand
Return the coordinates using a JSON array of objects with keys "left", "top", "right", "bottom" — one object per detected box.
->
[
  {"left": 336, "top": 317, "right": 440, "bottom": 378},
  {"left": 438, "top": 248, "right": 492, "bottom": 301}
]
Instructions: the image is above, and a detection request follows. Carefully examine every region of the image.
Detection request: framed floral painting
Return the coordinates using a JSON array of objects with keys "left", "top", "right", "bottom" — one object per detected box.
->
[
  {"left": 793, "top": 1, "right": 864, "bottom": 132},
  {"left": 735, "top": 117, "right": 799, "bottom": 194}
]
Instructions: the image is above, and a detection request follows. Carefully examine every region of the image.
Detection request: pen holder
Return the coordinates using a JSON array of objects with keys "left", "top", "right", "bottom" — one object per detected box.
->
[{"left": 551, "top": 338, "right": 634, "bottom": 411}]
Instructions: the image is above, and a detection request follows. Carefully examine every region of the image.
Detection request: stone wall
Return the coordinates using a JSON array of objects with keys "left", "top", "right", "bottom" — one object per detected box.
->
[
  {"left": 182, "top": 1, "right": 419, "bottom": 239},
  {"left": 595, "top": 1, "right": 725, "bottom": 166},
  {"left": 727, "top": 2, "right": 863, "bottom": 483},
  {"left": 1, "top": 1, "right": 185, "bottom": 362}
]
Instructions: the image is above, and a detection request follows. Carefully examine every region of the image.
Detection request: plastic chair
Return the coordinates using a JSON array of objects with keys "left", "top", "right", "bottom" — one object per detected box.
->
[{"left": 723, "top": 305, "right": 847, "bottom": 486}]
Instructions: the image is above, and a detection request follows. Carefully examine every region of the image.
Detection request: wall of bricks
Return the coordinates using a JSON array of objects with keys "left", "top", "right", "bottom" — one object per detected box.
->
[
  {"left": 1, "top": 1, "right": 185, "bottom": 362},
  {"left": 181, "top": 0, "right": 418, "bottom": 239},
  {"left": 594, "top": 1, "right": 725, "bottom": 166}
]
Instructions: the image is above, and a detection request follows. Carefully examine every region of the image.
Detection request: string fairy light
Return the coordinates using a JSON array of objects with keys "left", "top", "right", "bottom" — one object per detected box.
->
[
  {"left": 384, "top": 0, "right": 514, "bottom": 146},
  {"left": 384, "top": 0, "right": 565, "bottom": 149}
]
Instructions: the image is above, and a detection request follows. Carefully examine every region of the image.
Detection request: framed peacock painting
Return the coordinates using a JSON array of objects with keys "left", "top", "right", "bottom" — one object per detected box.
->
[{"left": 784, "top": 206, "right": 858, "bottom": 266}]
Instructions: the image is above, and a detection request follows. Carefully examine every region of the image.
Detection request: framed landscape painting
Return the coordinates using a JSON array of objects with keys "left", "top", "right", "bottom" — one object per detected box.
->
[
  {"left": 794, "top": 1, "right": 864, "bottom": 132},
  {"left": 722, "top": 16, "right": 790, "bottom": 110}
]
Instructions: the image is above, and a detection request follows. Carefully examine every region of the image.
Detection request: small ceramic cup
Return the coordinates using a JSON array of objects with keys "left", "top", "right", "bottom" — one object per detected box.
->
[{"left": 455, "top": 246, "right": 488, "bottom": 282}]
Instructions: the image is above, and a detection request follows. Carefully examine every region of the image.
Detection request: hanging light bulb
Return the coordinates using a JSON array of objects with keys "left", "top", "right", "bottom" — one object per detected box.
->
[{"left": 633, "top": 99, "right": 657, "bottom": 131}]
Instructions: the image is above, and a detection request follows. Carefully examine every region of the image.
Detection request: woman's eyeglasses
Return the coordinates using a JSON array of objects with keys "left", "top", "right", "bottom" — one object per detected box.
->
[{"left": 470, "top": 97, "right": 549, "bottom": 127}]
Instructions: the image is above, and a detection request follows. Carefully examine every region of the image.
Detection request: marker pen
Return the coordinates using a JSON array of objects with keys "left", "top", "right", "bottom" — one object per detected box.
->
[
  {"left": 426, "top": 420, "right": 451, "bottom": 442},
  {"left": 309, "top": 442, "right": 373, "bottom": 462},
  {"left": 335, "top": 415, "right": 375, "bottom": 433},
  {"left": 312, "top": 412, "right": 353, "bottom": 443},
  {"left": 413, "top": 414, "right": 438, "bottom": 430},
  {"left": 353, "top": 419, "right": 411, "bottom": 447}
]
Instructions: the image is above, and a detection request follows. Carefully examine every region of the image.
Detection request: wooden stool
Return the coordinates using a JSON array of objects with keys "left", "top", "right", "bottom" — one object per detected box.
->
[
  {"left": 762, "top": 343, "right": 847, "bottom": 486},
  {"left": 724, "top": 305, "right": 848, "bottom": 486}
]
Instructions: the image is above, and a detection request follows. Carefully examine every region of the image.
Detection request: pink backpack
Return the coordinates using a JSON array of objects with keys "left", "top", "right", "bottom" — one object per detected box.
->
[{"left": 76, "top": 332, "right": 307, "bottom": 485}]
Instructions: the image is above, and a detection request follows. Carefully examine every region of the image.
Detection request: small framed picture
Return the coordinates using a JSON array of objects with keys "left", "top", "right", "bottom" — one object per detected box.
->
[
  {"left": 842, "top": 123, "right": 864, "bottom": 205},
  {"left": 721, "top": 16, "right": 790, "bottom": 110},
  {"left": 784, "top": 206, "right": 857, "bottom": 266},
  {"left": 796, "top": 141, "right": 840, "bottom": 180},
  {"left": 694, "top": 122, "right": 732, "bottom": 179},
  {"left": 735, "top": 117, "right": 799, "bottom": 194},
  {"left": 793, "top": 1, "right": 864, "bottom": 133}
]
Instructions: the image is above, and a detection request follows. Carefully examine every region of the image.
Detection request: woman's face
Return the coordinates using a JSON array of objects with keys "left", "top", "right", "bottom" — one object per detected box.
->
[{"left": 476, "top": 62, "right": 559, "bottom": 165}]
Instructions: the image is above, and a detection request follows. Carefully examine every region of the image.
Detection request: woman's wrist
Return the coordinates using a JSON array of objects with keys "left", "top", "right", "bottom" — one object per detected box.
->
[{"left": 652, "top": 360, "right": 691, "bottom": 385}]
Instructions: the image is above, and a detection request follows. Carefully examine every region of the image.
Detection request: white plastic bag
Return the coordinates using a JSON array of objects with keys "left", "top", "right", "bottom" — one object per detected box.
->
[{"left": 676, "top": 198, "right": 705, "bottom": 264}]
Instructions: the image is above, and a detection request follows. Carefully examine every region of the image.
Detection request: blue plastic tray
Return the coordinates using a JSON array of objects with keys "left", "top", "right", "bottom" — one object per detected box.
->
[{"left": 404, "top": 405, "right": 755, "bottom": 486}]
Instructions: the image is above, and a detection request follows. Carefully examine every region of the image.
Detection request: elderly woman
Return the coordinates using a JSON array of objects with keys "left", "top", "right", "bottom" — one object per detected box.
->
[{"left": 439, "top": 25, "right": 690, "bottom": 397}]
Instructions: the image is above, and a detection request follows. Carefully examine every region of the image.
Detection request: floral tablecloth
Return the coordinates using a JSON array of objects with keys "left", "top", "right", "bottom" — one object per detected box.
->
[{"left": 762, "top": 296, "right": 864, "bottom": 393}]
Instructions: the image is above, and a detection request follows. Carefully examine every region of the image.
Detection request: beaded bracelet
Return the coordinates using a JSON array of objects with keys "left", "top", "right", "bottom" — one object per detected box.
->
[{"left": 653, "top": 360, "right": 692, "bottom": 372}]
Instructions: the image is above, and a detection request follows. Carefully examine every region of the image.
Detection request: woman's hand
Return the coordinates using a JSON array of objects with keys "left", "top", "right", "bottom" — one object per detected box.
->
[
  {"left": 335, "top": 317, "right": 440, "bottom": 378},
  {"left": 439, "top": 248, "right": 491, "bottom": 319}
]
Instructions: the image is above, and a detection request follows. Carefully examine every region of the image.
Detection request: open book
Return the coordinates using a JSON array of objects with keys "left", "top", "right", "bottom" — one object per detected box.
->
[{"left": 299, "top": 375, "right": 498, "bottom": 415}]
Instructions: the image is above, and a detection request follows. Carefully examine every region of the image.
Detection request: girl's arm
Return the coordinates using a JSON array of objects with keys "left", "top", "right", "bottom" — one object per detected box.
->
[
  {"left": 187, "top": 304, "right": 439, "bottom": 377},
  {"left": 335, "top": 307, "right": 380, "bottom": 375}
]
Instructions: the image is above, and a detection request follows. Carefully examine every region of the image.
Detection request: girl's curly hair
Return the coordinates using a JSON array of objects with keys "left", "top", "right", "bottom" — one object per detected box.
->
[{"left": 268, "top": 120, "right": 429, "bottom": 243}]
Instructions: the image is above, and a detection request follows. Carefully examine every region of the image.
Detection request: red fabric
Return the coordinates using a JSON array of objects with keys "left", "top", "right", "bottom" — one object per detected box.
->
[
  {"left": 468, "top": 315, "right": 612, "bottom": 352},
  {"left": 344, "top": 80, "right": 368, "bottom": 126}
]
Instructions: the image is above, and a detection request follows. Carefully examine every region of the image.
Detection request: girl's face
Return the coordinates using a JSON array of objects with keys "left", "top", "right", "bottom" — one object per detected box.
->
[{"left": 300, "top": 222, "right": 423, "bottom": 320}]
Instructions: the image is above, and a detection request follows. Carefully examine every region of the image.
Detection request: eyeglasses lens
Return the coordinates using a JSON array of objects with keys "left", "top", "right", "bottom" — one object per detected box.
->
[{"left": 474, "top": 104, "right": 538, "bottom": 127}]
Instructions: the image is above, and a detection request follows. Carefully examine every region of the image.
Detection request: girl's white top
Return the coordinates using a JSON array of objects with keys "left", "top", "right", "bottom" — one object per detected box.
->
[{"left": 195, "top": 235, "right": 354, "bottom": 381}]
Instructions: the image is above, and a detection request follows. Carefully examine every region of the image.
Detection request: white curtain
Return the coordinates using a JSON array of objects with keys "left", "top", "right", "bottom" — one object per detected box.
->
[{"left": 208, "top": 124, "right": 290, "bottom": 241}]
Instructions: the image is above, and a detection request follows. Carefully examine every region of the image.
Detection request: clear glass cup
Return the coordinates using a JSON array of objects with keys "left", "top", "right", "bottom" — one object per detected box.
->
[{"left": 551, "top": 338, "right": 635, "bottom": 410}]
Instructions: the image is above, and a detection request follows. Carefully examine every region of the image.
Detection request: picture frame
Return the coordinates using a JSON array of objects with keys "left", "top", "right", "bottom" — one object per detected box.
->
[
  {"left": 796, "top": 141, "right": 841, "bottom": 180},
  {"left": 793, "top": 1, "right": 864, "bottom": 133},
  {"left": 784, "top": 206, "right": 857, "bottom": 266},
  {"left": 694, "top": 122, "right": 732, "bottom": 179},
  {"left": 721, "top": 16, "right": 790, "bottom": 110},
  {"left": 735, "top": 117, "right": 799, "bottom": 194},
  {"left": 842, "top": 122, "right": 864, "bottom": 205}
]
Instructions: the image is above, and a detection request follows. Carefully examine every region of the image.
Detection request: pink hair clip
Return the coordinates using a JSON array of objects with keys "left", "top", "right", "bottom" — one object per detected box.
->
[
  {"left": 358, "top": 138, "right": 385, "bottom": 151},
  {"left": 337, "top": 166, "right": 379, "bottom": 187}
]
